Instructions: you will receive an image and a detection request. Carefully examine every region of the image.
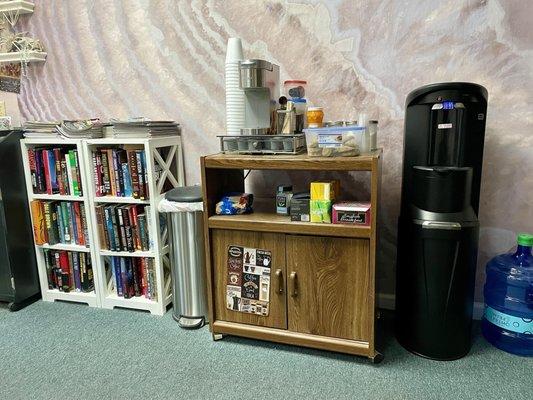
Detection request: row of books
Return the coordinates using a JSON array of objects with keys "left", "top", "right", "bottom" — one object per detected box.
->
[
  {"left": 43, "top": 250, "right": 94, "bottom": 293},
  {"left": 108, "top": 256, "right": 157, "bottom": 300},
  {"left": 95, "top": 204, "right": 151, "bottom": 252},
  {"left": 28, "top": 147, "right": 83, "bottom": 196},
  {"left": 92, "top": 148, "right": 149, "bottom": 199},
  {"left": 30, "top": 200, "right": 89, "bottom": 246}
]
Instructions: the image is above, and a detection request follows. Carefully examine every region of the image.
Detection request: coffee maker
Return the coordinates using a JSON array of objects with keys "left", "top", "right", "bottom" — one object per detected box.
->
[
  {"left": 395, "top": 82, "right": 488, "bottom": 360},
  {"left": 239, "top": 59, "right": 280, "bottom": 134}
]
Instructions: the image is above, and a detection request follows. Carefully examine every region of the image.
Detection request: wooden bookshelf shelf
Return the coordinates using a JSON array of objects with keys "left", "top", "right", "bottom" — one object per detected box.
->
[
  {"left": 93, "top": 196, "right": 150, "bottom": 204},
  {"left": 31, "top": 194, "right": 84, "bottom": 201},
  {"left": 38, "top": 243, "right": 90, "bottom": 253}
]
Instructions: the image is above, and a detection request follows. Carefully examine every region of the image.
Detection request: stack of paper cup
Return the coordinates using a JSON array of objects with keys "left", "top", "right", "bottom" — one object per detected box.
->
[{"left": 225, "top": 38, "right": 245, "bottom": 135}]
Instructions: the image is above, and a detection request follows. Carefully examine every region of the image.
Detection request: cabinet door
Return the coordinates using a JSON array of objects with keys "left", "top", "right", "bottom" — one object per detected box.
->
[
  {"left": 212, "top": 229, "right": 287, "bottom": 329},
  {"left": 286, "top": 235, "right": 370, "bottom": 341}
]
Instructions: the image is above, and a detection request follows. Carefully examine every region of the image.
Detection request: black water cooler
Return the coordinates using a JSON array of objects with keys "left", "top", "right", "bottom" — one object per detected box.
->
[{"left": 396, "top": 82, "right": 488, "bottom": 360}]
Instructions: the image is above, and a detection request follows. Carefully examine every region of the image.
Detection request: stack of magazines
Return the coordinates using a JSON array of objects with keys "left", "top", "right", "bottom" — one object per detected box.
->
[
  {"left": 56, "top": 119, "right": 108, "bottom": 139},
  {"left": 23, "top": 121, "right": 60, "bottom": 138},
  {"left": 110, "top": 118, "right": 181, "bottom": 138}
]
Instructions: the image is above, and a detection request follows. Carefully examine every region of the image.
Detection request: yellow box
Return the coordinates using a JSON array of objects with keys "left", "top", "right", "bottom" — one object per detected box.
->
[{"left": 310, "top": 180, "right": 340, "bottom": 200}]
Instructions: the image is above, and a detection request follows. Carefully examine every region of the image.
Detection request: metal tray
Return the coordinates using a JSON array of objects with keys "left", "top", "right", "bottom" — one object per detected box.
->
[{"left": 218, "top": 134, "right": 306, "bottom": 155}]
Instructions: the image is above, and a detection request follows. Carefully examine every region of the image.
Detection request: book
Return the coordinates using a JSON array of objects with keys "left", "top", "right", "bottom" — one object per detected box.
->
[
  {"left": 116, "top": 206, "right": 127, "bottom": 251},
  {"left": 81, "top": 253, "right": 94, "bottom": 292},
  {"left": 58, "top": 251, "right": 71, "bottom": 292},
  {"left": 121, "top": 206, "right": 134, "bottom": 252},
  {"left": 120, "top": 258, "right": 130, "bottom": 299},
  {"left": 34, "top": 150, "right": 45, "bottom": 193},
  {"left": 30, "top": 200, "right": 47, "bottom": 245},
  {"left": 132, "top": 258, "right": 141, "bottom": 296},
  {"left": 28, "top": 149, "right": 37, "bottom": 192},
  {"left": 136, "top": 151, "right": 146, "bottom": 200},
  {"left": 92, "top": 151, "right": 101, "bottom": 197},
  {"left": 106, "top": 149, "right": 116, "bottom": 196},
  {"left": 122, "top": 163, "right": 133, "bottom": 197},
  {"left": 128, "top": 150, "right": 140, "bottom": 198},
  {"left": 111, "top": 149, "right": 121, "bottom": 197},
  {"left": 101, "top": 151, "right": 111, "bottom": 195},
  {"left": 60, "top": 159, "right": 69, "bottom": 195},
  {"left": 103, "top": 206, "right": 116, "bottom": 250},
  {"left": 53, "top": 148, "right": 63, "bottom": 195},
  {"left": 95, "top": 205, "right": 108, "bottom": 249},
  {"left": 113, "top": 257, "right": 123, "bottom": 297}
]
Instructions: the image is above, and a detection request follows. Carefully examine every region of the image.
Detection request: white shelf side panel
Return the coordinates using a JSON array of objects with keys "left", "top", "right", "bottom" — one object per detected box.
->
[
  {"left": 20, "top": 139, "right": 103, "bottom": 307},
  {"left": 84, "top": 136, "right": 184, "bottom": 315}
]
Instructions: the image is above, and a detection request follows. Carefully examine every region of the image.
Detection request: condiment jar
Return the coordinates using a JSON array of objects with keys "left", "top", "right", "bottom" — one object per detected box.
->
[{"left": 307, "top": 107, "right": 324, "bottom": 127}]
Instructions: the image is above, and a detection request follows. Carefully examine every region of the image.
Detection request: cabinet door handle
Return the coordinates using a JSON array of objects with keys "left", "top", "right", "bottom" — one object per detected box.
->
[
  {"left": 275, "top": 269, "right": 283, "bottom": 294},
  {"left": 289, "top": 272, "right": 298, "bottom": 297}
]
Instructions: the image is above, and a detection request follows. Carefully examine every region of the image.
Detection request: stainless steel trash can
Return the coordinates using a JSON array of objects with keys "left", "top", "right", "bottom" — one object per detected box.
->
[{"left": 163, "top": 186, "right": 208, "bottom": 329}]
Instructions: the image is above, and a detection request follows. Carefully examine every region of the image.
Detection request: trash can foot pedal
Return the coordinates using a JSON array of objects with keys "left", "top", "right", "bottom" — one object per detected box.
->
[{"left": 174, "top": 315, "right": 206, "bottom": 329}]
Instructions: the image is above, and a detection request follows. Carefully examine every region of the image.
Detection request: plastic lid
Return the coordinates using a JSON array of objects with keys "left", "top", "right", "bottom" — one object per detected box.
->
[
  {"left": 165, "top": 186, "right": 203, "bottom": 202},
  {"left": 307, "top": 107, "right": 323, "bottom": 111},
  {"left": 291, "top": 98, "right": 307, "bottom": 103},
  {"left": 517, "top": 233, "right": 533, "bottom": 246},
  {"left": 284, "top": 80, "right": 307, "bottom": 84}
]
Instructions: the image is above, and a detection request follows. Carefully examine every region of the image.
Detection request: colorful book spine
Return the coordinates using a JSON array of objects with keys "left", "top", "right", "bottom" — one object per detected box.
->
[
  {"left": 92, "top": 151, "right": 101, "bottom": 197},
  {"left": 101, "top": 151, "right": 111, "bottom": 195},
  {"left": 28, "top": 149, "right": 37, "bottom": 192},
  {"left": 30, "top": 200, "right": 47, "bottom": 245},
  {"left": 122, "top": 163, "right": 133, "bottom": 197},
  {"left": 128, "top": 150, "right": 140, "bottom": 199},
  {"left": 113, "top": 257, "right": 123, "bottom": 297}
]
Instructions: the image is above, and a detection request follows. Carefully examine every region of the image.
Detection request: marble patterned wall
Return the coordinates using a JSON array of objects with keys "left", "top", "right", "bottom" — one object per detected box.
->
[{"left": 17, "top": 0, "right": 533, "bottom": 300}]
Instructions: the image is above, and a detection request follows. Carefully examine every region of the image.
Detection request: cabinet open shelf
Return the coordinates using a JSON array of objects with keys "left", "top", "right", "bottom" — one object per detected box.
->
[{"left": 208, "top": 202, "right": 371, "bottom": 238}]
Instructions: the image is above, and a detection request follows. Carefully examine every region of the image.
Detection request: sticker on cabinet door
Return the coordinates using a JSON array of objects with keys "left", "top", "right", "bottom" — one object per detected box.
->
[{"left": 226, "top": 245, "right": 271, "bottom": 316}]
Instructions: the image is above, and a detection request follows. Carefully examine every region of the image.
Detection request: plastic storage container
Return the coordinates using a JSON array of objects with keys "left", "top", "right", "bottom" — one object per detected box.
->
[
  {"left": 304, "top": 125, "right": 363, "bottom": 157},
  {"left": 482, "top": 233, "right": 533, "bottom": 356}
]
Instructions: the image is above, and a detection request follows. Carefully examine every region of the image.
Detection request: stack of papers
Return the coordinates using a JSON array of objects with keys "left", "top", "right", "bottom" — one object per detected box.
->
[
  {"left": 56, "top": 119, "right": 108, "bottom": 139},
  {"left": 23, "top": 121, "right": 60, "bottom": 138},
  {"left": 110, "top": 118, "right": 181, "bottom": 138}
]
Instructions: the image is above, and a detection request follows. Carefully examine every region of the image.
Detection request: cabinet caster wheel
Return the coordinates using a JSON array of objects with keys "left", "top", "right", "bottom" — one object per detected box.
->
[
  {"left": 213, "top": 333, "right": 224, "bottom": 341},
  {"left": 371, "top": 352, "right": 384, "bottom": 364}
]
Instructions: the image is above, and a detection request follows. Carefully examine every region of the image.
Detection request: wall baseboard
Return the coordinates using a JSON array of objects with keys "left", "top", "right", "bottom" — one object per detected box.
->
[{"left": 377, "top": 293, "right": 485, "bottom": 320}]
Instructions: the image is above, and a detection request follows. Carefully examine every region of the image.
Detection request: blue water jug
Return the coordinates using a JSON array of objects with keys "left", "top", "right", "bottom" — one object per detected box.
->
[{"left": 482, "top": 233, "right": 533, "bottom": 356}]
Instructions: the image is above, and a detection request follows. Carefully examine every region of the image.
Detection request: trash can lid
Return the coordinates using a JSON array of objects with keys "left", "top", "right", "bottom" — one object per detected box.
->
[{"left": 165, "top": 186, "right": 203, "bottom": 202}]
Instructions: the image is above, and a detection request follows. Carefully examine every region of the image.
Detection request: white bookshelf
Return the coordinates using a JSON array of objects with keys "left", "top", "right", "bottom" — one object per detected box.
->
[
  {"left": 20, "top": 138, "right": 101, "bottom": 307},
  {"left": 83, "top": 136, "right": 184, "bottom": 315}
]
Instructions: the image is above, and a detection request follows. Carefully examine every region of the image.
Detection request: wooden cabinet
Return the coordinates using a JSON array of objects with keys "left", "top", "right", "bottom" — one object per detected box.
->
[
  {"left": 201, "top": 152, "right": 382, "bottom": 362},
  {"left": 212, "top": 229, "right": 287, "bottom": 330},
  {"left": 286, "top": 235, "right": 369, "bottom": 341}
]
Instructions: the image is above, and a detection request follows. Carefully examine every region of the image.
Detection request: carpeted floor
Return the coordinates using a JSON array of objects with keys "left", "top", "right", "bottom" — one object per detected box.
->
[{"left": 0, "top": 301, "right": 531, "bottom": 400}]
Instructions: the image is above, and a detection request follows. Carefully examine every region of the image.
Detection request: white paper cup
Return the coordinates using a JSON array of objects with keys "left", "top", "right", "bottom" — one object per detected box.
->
[{"left": 226, "top": 38, "right": 243, "bottom": 63}]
